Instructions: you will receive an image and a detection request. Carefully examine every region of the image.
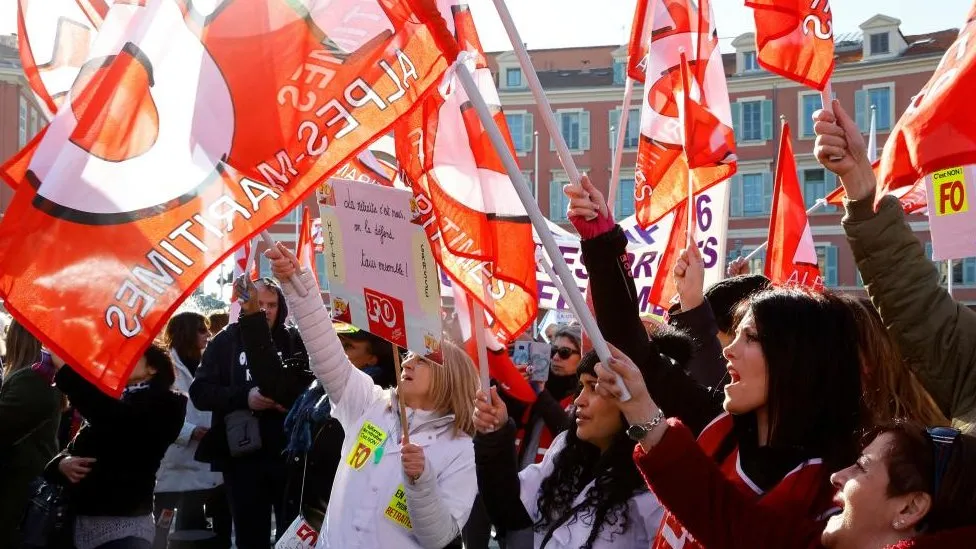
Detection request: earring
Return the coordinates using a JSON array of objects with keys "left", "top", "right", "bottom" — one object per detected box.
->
[{"left": 892, "top": 521, "right": 903, "bottom": 529}]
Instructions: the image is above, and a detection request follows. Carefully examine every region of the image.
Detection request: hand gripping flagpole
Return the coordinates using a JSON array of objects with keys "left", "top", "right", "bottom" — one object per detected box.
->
[
  {"left": 491, "top": 0, "right": 582, "bottom": 186},
  {"left": 454, "top": 55, "right": 631, "bottom": 401},
  {"left": 607, "top": 77, "right": 635, "bottom": 216},
  {"left": 260, "top": 230, "right": 309, "bottom": 298}
]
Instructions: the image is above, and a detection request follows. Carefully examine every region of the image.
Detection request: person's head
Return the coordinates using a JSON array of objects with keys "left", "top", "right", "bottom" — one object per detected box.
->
[
  {"left": 339, "top": 330, "right": 390, "bottom": 370},
  {"left": 163, "top": 311, "right": 210, "bottom": 363},
  {"left": 544, "top": 323, "right": 561, "bottom": 342},
  {"left": 254, "top": 277, "right": 284, "bottom": 329},
  {"left": 208, "top": 311, "right": 229, "bottom": 335},
  {"left": 2, "top": 320, "right": 42, "bottom": 379},
  {"left": 705, "top": 274, "right": 770, "bottom": 347},
  {"left": 398, "top": 340, "right": 478, "bottom": 436},
  {"left": 823, "top": 422, "right": 976, "bottom": 549},
  {"left": 128, "top": 341, "right": 177, "bottom": 390},
  {"left": 722, "top": 287, "right": 864, "bottom": 470},
  {"left": 550, "top": 325, "right": 582, "bottom": 377},
  {"left": 839, "top": 295, "right": 948, "bottom": 428}
]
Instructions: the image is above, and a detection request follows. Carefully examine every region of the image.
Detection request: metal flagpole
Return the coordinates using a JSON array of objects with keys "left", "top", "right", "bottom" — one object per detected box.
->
[{"left": 454, "top": 57, "right": 630, "bottom": 401}]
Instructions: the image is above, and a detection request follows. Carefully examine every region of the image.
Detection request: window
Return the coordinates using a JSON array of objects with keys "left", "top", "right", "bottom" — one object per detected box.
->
[
  {"left": 615, "top": 177, "right": 635, "bottom": 218},
  {"left": 29, "top": 109, "right": 38, "bottom": 139},
  {"left": 609, "top": 108, "right": 641, "bottom": 151},
  {"left": 816, "top": 245, "right": 839, "bottom": 287},
  {"left": 729, "top": 247, "right": 765, "bottom": 276},
  {"left": 867, "top": 87, "right": 892, "bottom": 131},
  {"left": 742, "top": 51, "right": 759, "bottom": 72},
  {"left": 18, "top": 96, "right": 27, "bottom": 147},
  {"left": 506, "top": 68, "right": 522, "bottom": 88},
  {"left": 869, "top": 32, "right": 889, "bottom": 55},
  {"left": 506, "top": 112, "right": 534, "bottom": 153},
  {"left": 551, "top": 110, "right": 590, "bottom": 151},
  {"left": 549, "top": 180, "right": 569, "bottom": 222},
  {"left": 283, "top": 207, "right": 300, "bottom": 223},
  {"left": 731, "top": 99, "right": 773, "bottom": 143},
  {"left": 521, "top": 170, "right": 535, "bottom": 196},
  {"left": 925, "top": 243, "right": 976, "bottom": 286},
  {"left": 730, "top": 172, "right": 773, "bottom": 218},
  {"left": 742, "top": 173, "right": 765, "bottom": 216},
  {"left": 801, "top": 94, "right": 822, "bottom": 137},
  {"left": 741, "top": 101, "right": 763, "bottom": 142},
  {"left": 801, "top": 168, "right": 836, "bottom": 211},
  {"left": 315, "top": 254, "right": 329, "bottom": 291},
  {"left": 613, "top": 59, "right": 626, "bottom": 85}
]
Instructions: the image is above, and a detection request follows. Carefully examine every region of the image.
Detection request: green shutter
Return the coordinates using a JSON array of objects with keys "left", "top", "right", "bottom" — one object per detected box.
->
[
  {"left": 580, "top": 110, "right": 591, "bottom": 150},
  {"left": 731, "top": 102, "right": 742, "bottom": 144},
  {"left": 549, "top": 180, "right": 560, "bottom": 221},
  {"left": 524, "top": 113, "right": 534, "bottom": 153},
  {"left": 762, "top": 171, "right": 774, "bottom": 214},
  {"left": 855, "top": 90, "right": 868, "bottom": 133},
  {"left": 824, "top": 171, "right": 838, "bottom": 212},
  {"left": 966, "top": 258, "right": 976, "bottom": 285},
  {"left": 827, "top": 246, "right": 838, "bottom": 287},
  {"left": 761, "top": 99, "right": 773, "bottom": 141},
  {"left": 609, "top": 109, "right": 620, "bottom": 151},
  {"left": 730, "top": 174, "right": 743, "bottom": 217}
]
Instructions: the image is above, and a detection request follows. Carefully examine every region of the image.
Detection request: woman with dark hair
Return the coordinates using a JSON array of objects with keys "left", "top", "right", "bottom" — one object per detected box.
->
[
  {"left": 472, "top": 343, "right": 668, "bottom": 547},
  {"left": 0, "top": 321, "right": 61, "bottom": 548},
  {"left": 46, "top": 342, "right": 186, "bottom": 549},
  {"left": 155, "top": 312, "right": 231, "bottom": 547}
]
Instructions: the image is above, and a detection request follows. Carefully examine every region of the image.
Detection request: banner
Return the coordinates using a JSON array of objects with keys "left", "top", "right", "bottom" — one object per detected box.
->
[
  {"left": 318, "top": 178, "right": 443, "bottom": 361},
  {"left": 925, "top": 165, "right": 976, "bottom": 261}
]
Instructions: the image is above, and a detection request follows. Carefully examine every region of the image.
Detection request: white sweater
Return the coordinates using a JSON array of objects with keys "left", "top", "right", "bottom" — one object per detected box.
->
[{"left": 281, "top": 270, "right": 476, "bottom": 549}]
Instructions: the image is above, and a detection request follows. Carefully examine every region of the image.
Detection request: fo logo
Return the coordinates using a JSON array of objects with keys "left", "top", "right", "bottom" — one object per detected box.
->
[
  {"left": 27, "top": 1, "right": 234, "bottom": 226},
  {"left": 364, "top": 288, "right": 406, "bottom": 347}
]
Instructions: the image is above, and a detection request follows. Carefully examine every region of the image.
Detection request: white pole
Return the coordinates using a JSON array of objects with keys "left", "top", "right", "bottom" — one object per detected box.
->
[
  {"left": 867, "top": 105, "right": 878, "bottom": 164},
  {"left": 948, "top": 259, "right": 955, "bottom": 297},
  {"left": 742, "top": 199, "right": 828, "bottom": 262},
  {"left": 820, "top": 82, "right": 834, "bottom": 115},
  {"left": 454, "top": 59, "right": 630, "bottom": 401},
  {"left": 471, "top": 300, "right": 492, "bottom": 398},
  {"left": 491, "top": 0, "right": 581, "bottom": 185},
  {"left": 533, "top": 131, "right": 540, "bottom": 199},
  {"left": 260, "top": 230, "right": 308, "bottom": 298},
  {"left": 244, "top": 237, "right": 259, "bottom": 277},
  {"left": 607, "top": 78, "right": 635, "bottom": 216}
]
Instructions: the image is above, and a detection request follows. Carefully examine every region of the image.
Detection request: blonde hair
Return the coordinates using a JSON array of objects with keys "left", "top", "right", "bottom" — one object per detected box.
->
[{"left": 426, "top": 340, "right": 479, "bottom": 437}]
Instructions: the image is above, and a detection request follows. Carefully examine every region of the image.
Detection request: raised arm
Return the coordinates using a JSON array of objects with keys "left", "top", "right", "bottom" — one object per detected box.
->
[{"left": 54, "top": 366, "right": 127, "bottom": 425}]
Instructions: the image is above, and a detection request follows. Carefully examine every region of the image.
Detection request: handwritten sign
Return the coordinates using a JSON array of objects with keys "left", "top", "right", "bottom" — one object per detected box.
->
[
  {"left": 925, "top": 166, "right": 976, "bottom": 261},
  {"left": 319, "top": 178, "right": 442, "bottom": 361}
]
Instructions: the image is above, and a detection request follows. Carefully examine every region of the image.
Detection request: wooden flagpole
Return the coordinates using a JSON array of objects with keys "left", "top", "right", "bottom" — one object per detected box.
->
[
  {"left": 392, "top": 344, "right": 410, "bottom": 444},
  {"left": 607, "top": 77, "right": 635, "bottom": 216},
  {"left": 471, "top": 300, "right": 492, "bottom": 399},
  {"left": 454, "top": 57, "right": 630, "bottom": 401}
]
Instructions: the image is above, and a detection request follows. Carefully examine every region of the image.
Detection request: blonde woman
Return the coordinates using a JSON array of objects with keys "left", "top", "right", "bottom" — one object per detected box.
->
[{"left": 266, "top": 242, "right": 478, "bottom": 549}]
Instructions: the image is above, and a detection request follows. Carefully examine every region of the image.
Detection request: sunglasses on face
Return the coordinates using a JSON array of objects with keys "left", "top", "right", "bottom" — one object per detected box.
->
[
  {"left": 926, "top": 426, "right": 961, "bottom": 498},
  {"left": 551, "top": 346, "right": 579, "bottom": 360}
]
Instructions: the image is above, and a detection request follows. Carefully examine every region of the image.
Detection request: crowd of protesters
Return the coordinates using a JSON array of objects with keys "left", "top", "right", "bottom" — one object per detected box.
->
[{"left": 1, "top": 101, "right": 975, "bottom": 549}]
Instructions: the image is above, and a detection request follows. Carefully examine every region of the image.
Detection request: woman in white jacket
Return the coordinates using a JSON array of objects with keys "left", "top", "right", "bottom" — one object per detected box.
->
[
  {"left": 267, "top": 243, "right": 479, "bottom": 549},
  {"left": 154, "top": 311, "right": 231, "bottom": 546}
]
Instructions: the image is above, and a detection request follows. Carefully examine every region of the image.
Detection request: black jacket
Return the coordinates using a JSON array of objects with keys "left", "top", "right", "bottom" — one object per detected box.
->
[
  {"left": 190, "top": 289, "right": 308, "bottom": 471},
  {"left": 45, "top": 367, "right": 186, "bottom": 516}
]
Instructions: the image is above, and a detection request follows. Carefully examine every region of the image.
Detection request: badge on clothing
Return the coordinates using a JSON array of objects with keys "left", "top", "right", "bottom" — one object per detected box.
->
[
  {"left": 384, "top": 484, "right": 412, "bottom": 529},
  {"left": 346, "top": 421, "right": 388, "bottom": 470}
]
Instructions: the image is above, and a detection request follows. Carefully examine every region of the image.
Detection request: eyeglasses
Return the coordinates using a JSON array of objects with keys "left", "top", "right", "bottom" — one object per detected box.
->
[
  {"left": 551, "top": 346, "right": 579, "bottom": 360},
  {"left": 926, "top": 426, "right": 961, "bottom": 498}
]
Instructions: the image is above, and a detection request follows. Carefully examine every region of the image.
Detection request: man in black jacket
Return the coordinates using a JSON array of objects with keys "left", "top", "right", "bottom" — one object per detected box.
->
[{"left": 190, "top": 277, "right": 308, "bottom": 548}]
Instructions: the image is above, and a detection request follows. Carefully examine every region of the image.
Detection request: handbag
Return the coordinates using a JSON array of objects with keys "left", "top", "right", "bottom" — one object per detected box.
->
[
  {"left": 224, "top": 409, "right": 263, "bottom": 457},
  {"left": 20, "top": 478, "right": 73, "bottom": 549}
]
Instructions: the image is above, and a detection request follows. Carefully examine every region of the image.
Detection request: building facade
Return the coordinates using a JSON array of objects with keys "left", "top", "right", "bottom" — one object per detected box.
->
[{"left": 487, "top": 14, "right": 976, "bottom": 303}]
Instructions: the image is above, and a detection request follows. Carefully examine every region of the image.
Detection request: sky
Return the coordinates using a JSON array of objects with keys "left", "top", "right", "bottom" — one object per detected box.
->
[{"left": 0, "top": 0, "right": 970, "bottom": 52}]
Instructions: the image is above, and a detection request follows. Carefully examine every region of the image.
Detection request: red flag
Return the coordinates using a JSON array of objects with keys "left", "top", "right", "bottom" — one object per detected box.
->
[
  {"left": 746, "top": 0, "right": 835, "bottom": 90},
  {"left": 631, "top": 0, "right": 737, "bottom": 228},
  {"left": 296, "top": 206, "right": 319, "bottom": 288},
  {"left": 766, "top": 123, "right": 822, "bottom": 289},
  {"left": 649, "top": 202, "right": 689, "bottom": 309},
  {"left": 232, "top": 240, "right": 257, "bottom": 281},
  {"left": 395, "top": 1, "right": 538, "bottom": 344},
  {"left": 0, "top": 0, "right": 457, "bottom": 395},
  {"left": 627, "top": 0, "right": 655, "bottom": 80},
  {"left": 678, "top": 52, "right": 736, "bottom": 170},
  {"left": 875, "top": 3, "right": 976, "bottom": 208},
  {"left": 825, "top": 167, "right": 928, "bottom": 215}
]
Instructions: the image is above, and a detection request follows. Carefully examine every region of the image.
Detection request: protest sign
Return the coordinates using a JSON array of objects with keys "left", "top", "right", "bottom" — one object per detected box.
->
[
  {"left": 926, "top": 166, "right": 976, "bottom": 261},
  {"left": 318, "top": 178, "right": 443, "bottom": 362}
]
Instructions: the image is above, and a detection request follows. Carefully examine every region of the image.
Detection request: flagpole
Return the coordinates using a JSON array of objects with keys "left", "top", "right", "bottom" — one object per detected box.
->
[
  {"left": 260, "top": 230, "right": 308, "bottom": 298},
  {"left": 533, "top": 131, "right": 540, "bottom": 199},
  {"left": 392, "top": 344, "right": 410, "bottom": 444},
  {"left": 868, "top": 105, "right": 878, "bottom": 163},
  {"left": 491, "top": 0, "right": 581, "bottom": 185},
  {"left": 471, "top": 299, "right": 492, "bottom": 397},
  {"left": 742, "top": 199, "right": 827, "bottom": 262},
  {"left": 607, "top": 77, "right": 635, "bottom": 216},
  {"left": 454, "top": 56, "right": 630, "bottom": 401},
  {"left": 947, "top": 260, "right": 955, "bottom": 297}
]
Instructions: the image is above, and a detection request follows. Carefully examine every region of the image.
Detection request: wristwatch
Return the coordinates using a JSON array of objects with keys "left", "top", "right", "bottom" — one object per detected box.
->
[{"left": 626, "top": 409, "right": 666, "bottom": 441}]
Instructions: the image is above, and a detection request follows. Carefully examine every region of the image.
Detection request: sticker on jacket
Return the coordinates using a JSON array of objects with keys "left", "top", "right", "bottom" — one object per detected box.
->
[
  {"left": 384, "top": 484, "right": 412, "bottom": 529},
  {"left": 346, "top": 421, "right": 388, "bottom": 470}
]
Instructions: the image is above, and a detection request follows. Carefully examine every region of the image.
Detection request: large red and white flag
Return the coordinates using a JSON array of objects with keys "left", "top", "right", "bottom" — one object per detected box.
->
[
  {"left": 746, "top": 0, "right": 835, "bottom": 90},
  {"left": 395, "top": 1, "right": 537, "bottom": 343},
  {"left": 0, "top": 0, "right": 458, "bottom": 395},
  {"left": 766, "top": 123, "right": 822, "bottom": 289},
  {"left": 630, "top": 0, "right": 737, "bottom": 227}
]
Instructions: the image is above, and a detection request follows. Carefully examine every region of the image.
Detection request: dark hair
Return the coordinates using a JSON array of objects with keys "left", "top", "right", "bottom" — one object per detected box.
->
[
  {"left": 870, "top": 422, "right": 976, "bottom": 533},
  {"left": 163, "top": 312, "right": 208, "bottom": 364},
  {"left": 208, "top": 311, "right": 229, "bottom": 334},
  {"left": 534, "top": 350, "right": 650, "bottom": 549},
  {"left": 144, "top": 341, "right": 177, "bottom": 390},
  {"left": 2, "top": 320, "right": 41, "bottom": 379},
  {"left": 743, "top": 288, "right": 864, "bottom": 474},
  {"left": 553, "top": 325, "right": 582, "bottom": 351},
  {"left": 706, "top": 274, "right": 770, "bottom": 333}
]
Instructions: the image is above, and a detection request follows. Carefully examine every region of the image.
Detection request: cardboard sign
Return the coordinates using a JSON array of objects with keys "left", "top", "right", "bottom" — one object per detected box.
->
[
  {"left": 319, "top": 178, "right": 443, "bottom": 361},
  {"left": 274, "top": 516, "right": 319, "bottom": 549},
  {"left": 384, "top": 484, "right": 413, "bottom": 529},
  {"left": 925, "top": 166, "right": 976, "bottom": 261},
  {"left": 345, "top": 420, "right": 388, "bottom": 470}
]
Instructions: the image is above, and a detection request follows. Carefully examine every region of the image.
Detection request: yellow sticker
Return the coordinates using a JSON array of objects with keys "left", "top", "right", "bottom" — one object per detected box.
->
[
  {"left": 384, "top": 484, "right": 412, "bottom": 529},
  {"left": 933, "top": 167, "right": 970, "bottom": 216},
  {"left": 345, "top": 421, "right": 388, "bottom": 470}
]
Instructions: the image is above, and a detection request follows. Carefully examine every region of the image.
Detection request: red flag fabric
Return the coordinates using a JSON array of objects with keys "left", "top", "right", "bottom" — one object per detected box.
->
[
  {"left": 825, "top": 166, "right": 928, "bottom": 215},
  {"left": 231, "top": 240, "right": 257, "bottom": 281},
  {"left": 875, "top": 2, "right": 976, "bottom": 208},
  {"left": 626, "top": 0, "right": 655, "bottom": 80},
  {"left": 296, "top": 206, "right": 319, "bottom": 288},
  {"left": 766, "top": 123, "right": 823, "bottom": 289},
  {"left": 0, "top": 0, "right": 457, "bottom": 395},
  {"left": 631, "top": 0, "right": 737, "bottom": 228},
  {"left": 678, "top": 52, "right": 736, "bottom": 170},
  {"left": 746, "top": 0, "right": 835, "bottom": 90},
  {"left": 395, "top": 1, "right": 538, "bottom": 344},
  {"left": 649, "top": 202, "right": 689, "bottom": 309}
]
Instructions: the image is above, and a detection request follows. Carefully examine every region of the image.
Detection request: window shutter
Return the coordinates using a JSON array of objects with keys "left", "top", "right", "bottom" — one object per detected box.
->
[
  {"left": 731, "top": 102, "right": 742, "bottom": 144},
  {"left": 855, "top": 90, "right": 868, "bottom": 132},
  {"left": 609, "top": 109, "right": 620, "bottom": 151},
  {"left": 827, "top": 246, "right": 838, "bottom": 287},
  {"left": 580, "top": 110, "right": 591, "bottom": 150},
  {"left": 763, "top": 171, "right": 774, "bottom": 214},
  {"left": 730, "top": 174, "right": 743, "bottom": 217},
  {"left": 524, "top": 113, "right": 534, "bottom": 153},
  {"left": 316, "top": 254, "right": 329, "bottom": 290},
  {"left": 966, "top": 258, "right": 976, "bottom": 285},
  {"left": 549, "top": 180, "right": 560, "bottom": 221},
  {"left": 824, "top": 171, "right": 838, "bottom": 212},
  {"left": 761, "top": 100, "right": 773, "bottom": 141}
]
